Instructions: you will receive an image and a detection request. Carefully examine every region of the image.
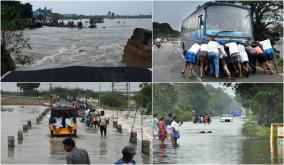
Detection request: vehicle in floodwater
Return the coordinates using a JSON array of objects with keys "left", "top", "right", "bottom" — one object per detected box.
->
[
  {"left": 49, "top": 106, "right": 77, "bottom": 137},
  {"left": 180, "top": 2, "right": 253, "bottom": 54},
  {"left": 220, "top": 114, "right": 234, "bottom": 122}
]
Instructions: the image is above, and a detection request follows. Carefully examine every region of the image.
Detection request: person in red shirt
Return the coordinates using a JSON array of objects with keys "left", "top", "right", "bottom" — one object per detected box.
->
[{"left": 252, "top": 42, "right": 272, "bottom": 74}]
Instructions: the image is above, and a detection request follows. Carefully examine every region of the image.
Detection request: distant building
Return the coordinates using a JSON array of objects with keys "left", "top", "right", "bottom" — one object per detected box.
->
[{"left": 33, "top": 7, "right": 52, "bottom": 19}]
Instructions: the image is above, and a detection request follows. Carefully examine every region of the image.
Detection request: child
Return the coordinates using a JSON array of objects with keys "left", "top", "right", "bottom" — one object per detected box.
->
[
  {"left": 259, "top": 39, "right": 278, "bottom": 74},
  {"left": 183, "top": 43, "right": 200, "bottom": 78},
  {"left": 238, "top": 44, "right": 250, "bottom": 77},
  {"left": 198, "top": 41, "right": 208, "bottom": 78},
  {"left": 225, "top": 42, "right": 242, "bottom": 78}
]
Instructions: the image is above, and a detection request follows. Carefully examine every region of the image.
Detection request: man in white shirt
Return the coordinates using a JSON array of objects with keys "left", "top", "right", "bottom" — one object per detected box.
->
[
  {"left": 259, "top": 39, "right": 278, "bottom": 74},
  {"left": 198, "top": 41, "right": 208, "bottom": 78},
  {"left": 53, "top": 112, "right": 63, "bottom": 133},
  {"left": 65, "top": 112, "right": 73, "bottom": 133},
  {"left": 207, "top": 36, "right": 222, "bottom": 78},
  {"left": 238, "top": 44, "right": 250, "bottom": 77},
  {"left": 183, "top": 43, "right": 200, "bottom": 78},
  {"left": 225, "top": 41, "right": 242, "bottom": 78}
]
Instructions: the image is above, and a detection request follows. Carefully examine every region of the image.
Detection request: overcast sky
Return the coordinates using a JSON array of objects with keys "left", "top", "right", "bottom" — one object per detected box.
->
[
  {"left": 204, "top": 82, "right": 235, "bottom": 97},
  {"left": 1, "top": 82, "right": 143, "bottom": 92},
  {"left": 153, "top": 1, "right": 207, "bottom": 31},
  {"left": 20, "top": 0, "right": 152, "bottom": 15}
]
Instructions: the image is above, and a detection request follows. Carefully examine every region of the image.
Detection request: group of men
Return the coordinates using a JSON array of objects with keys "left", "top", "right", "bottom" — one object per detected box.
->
[
  {"left": 193, "top": 114, "right": 211, "bottom": 124},
  {"left": 81, "top": 108, "right": 109, "bottom": 137},
  {"left": 183, "top": 36, "right": 278, "bottom": 79},
  {"left": 52, "top": 111, "right": 75, "bottom": 134}
]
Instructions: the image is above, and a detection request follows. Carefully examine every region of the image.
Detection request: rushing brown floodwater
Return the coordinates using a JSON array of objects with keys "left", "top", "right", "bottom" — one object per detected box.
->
[
  {"left": 153, "top": 118, "right": 283, "bottom": 164},
  {"left": 15, "top": 18, "right": 152, "bottom": 71},
  {"left": 1, "top": 105, "right": 150, "bottom": 164}
]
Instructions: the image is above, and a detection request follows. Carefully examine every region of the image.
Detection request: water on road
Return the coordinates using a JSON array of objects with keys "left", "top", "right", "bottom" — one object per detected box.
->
[
  {"left": 1, "top": 105, "right": 150, "bottom": 164},
  {"left": 16, "top": 18, "right": 152, "bottom": 71},
  {"left": 153, "top": 118, "right": 282, "bottom": 164}
]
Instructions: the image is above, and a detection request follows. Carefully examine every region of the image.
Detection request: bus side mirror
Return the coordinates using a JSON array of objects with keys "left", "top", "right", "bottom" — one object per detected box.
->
[{"left": 201, "top": 20, "right": 204, "bottom": 25}]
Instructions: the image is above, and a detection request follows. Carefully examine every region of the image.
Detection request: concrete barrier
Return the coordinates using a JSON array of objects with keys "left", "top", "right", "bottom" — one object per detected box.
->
[
  {"left": 36, "top": 117, "right": 40, "bottom": 124},
  {"left": 18, "top": 131, "right": 23, "bottom": 141},
  {"left": 23, "top": 124, "right": 28, "bottom": 132},
  {"left": 129, "top": 131, "right": 137, "bottom": 145},
  {"left": 8, "top": 136, "right": 15, "bottom": 148},
  {"left": 27, "top": 120, "right": 32, "bottom": 129},
  {"left": 142, "top": 140, "right": 150, "bottom": 155},
  {"left": 113, "top": 121, "right": 118, "bottom": 128},
  {"left": 117, "top": 124, "right": 122, "bottom": 133}
]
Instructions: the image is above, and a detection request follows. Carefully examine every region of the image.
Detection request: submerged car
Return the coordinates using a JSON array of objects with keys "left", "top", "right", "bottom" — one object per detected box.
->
[
  {"left": 220, "top": 114, "right": 234, "bottom": 122},
  {"left": 49, "top": 106, "right": 77, "bottom": 137}
]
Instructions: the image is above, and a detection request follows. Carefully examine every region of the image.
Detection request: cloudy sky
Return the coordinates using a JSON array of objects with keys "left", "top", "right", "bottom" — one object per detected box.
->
[
  {"left": 153, "top": 1, "right": 206, "bottom": 31},
  {"left": 1, "top": 82, "right": 143, "bottom": 92},
  {"left": 20, "top": 0, "right": 152, "bottom": 15}
]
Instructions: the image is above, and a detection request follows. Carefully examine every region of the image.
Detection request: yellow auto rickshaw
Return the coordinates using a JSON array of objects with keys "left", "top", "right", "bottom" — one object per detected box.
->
[{"left": 49, "top": 106, "right": 77, "bottom": 137}]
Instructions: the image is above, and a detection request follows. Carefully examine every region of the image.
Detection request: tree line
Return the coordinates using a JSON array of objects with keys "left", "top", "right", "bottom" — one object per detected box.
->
[
  {"left": 226, "top": 83, "right": 283, "bottom": 127},
  {"left": 153, "top": 83, "right": 239, "bottom": 121},
  {"left": 1, "top": 83, "right": 152, "bottom": 114}
]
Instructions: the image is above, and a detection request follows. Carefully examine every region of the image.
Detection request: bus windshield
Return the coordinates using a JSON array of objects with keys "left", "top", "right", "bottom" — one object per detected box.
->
[{"left": 206, "top": 5, "right": 252, "bottom": 37}]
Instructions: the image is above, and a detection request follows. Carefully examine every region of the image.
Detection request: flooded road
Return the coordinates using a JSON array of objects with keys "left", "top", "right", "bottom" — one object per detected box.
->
[
  {"left": 16, "top": 18, "right": 152, "bottom": 71},
  {"left": 1, "top": 105, "right": 150, "bottom": 164},
  {"left": 153, "top": 118, "right": 282, "bottom": 164}
]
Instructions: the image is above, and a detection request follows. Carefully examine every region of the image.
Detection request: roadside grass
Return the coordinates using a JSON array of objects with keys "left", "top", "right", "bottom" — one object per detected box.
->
[{"left": 242, "top": 121, "right": 275, "bottom": 137}]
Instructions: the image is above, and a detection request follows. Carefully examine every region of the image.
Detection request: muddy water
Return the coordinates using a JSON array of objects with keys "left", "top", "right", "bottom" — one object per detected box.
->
[
  {"left": 16, "top": 18, "right": 152, "bottom": 70},
  {"left": 153, "top": 118, "right": 282, "bottom": 164},
  {"left": 1, "top": 105, "right": 150, "bottom": 164}
]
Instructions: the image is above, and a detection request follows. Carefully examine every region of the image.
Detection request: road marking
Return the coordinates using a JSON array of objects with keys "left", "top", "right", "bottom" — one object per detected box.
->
[{"left": 177, "top": 47, "right": 202, "bottom": 82}]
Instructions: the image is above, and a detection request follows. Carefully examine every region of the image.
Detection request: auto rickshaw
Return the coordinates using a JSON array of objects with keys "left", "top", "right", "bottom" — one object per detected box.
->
[{"left": 49, "top": 106, "right": 77, "bottom": 137}]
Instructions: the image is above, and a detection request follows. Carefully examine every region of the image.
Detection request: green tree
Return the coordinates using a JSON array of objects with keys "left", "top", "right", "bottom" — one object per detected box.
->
[
  {"left": 20, "top": 3, "right": 33, "bottom": 19},
  {"left": 154, "top": 83, "right": 236, "bottom": 121},
  {"left": 100, "top": 92, "right": 127, "bottom": 108},
  {"left": 241, "top": 1, "right": 283, "bottom": 45},
  {"left": 153, "top": 83, "right": 177, "bottom": 117},
  {"left": 230, "top": 83, "right": 283, "bottom": 126},
  {"left": 1, "top": 1, "right": 32, "bottom": 75},
  {"left": 16, "top": 83, "right": 40, "bottom": 96},
  {"left": 134, "top": 83, "right": 152, "bottom": 114}
]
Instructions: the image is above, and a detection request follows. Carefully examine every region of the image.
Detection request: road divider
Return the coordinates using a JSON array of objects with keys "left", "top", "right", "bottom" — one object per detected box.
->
[
  {"left": 8, "top": 136, "right": 15, "bottom": 148},
  {"left": 129, "top": 131, "right": 137, "bottom": 145},
  {"left": 142, "top": 140, "right": 150, "bottom": 155}
]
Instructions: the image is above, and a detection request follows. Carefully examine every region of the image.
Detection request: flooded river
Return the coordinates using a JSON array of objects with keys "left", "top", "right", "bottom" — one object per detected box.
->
[
  {"left": 1, "top": 105, "right": 150, "bottom": 164},
  {"left": 16, "top": 18, "right": 152, "bottom": 71},
  {"left": 153, "top": 118, "right": 283, "bottom": 164}
]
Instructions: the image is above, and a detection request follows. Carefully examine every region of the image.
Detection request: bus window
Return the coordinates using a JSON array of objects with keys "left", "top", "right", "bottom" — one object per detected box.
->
[{"left": 198, "top": 15, "right": 203, "bottom": 30}]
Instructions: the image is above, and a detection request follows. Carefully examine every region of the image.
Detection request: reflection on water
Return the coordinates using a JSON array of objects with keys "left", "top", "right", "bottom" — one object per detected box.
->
[
  {"left": 153, "top": 118, "right": 282, "bottom": 164},
  {"left": 17, "top": 18, "right": 152, "bottom": 71},
  {"left": 49, "top": 139, "right": 66, "bottom": 159},
  {"left": 8, "top": 148, "right": 15, "bottom": 158}
]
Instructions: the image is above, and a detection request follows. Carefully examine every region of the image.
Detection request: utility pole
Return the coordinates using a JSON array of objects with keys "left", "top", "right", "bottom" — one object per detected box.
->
[{"left": 98, "top": 82, "right": 101, "bottom": 108}]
